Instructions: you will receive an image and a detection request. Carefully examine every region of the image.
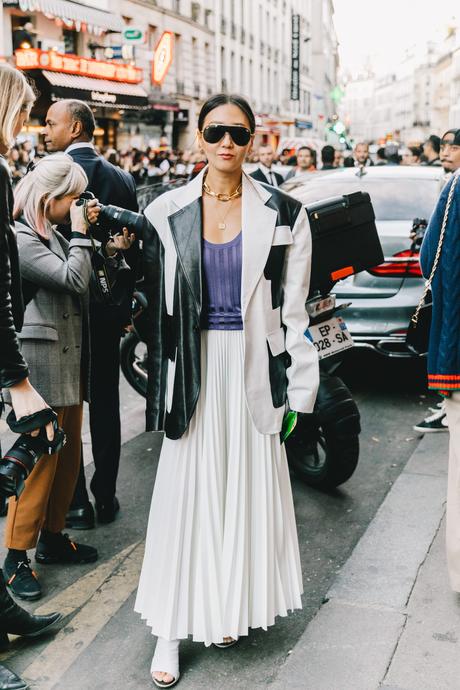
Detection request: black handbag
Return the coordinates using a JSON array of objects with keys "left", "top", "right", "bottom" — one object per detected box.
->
[
  {"left": 406, "top": 173, "right": 459, "bottom": 355},
  {"left": 406, "top": 296, "right": 432, "bottom": 356}
]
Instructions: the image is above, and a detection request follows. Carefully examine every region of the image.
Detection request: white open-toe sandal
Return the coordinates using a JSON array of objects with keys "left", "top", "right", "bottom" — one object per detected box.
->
[
  {"left": 214, "top": 637, "right": 239, "bottom": 649},
  {"left": 151, "top": 638, "right": 180, "bottom": 688}
]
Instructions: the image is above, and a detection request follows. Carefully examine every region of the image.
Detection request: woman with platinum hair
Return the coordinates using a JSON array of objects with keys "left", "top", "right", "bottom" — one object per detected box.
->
[{"left": 3, "top": 153, "right": 101, "bottom": 602}]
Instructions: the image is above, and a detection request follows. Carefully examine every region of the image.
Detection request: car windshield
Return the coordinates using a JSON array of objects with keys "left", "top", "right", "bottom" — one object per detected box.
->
[{"left": 291, "top": 176, "right": 440, "bottom": 221}]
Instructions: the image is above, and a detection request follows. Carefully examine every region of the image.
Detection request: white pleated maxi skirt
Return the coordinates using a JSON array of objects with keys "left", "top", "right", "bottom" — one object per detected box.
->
[{"left": 134, "top": 330, "right": 303, "bottom": 646}]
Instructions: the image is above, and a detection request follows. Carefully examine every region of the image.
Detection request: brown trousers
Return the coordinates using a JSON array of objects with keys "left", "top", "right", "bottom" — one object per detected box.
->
[{"left": 4, "top": 402, "right": 83, "bottom": 551}]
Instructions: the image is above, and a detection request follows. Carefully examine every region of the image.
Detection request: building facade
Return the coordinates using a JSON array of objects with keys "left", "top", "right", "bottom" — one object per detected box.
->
[
  {"left": 339, "top": 29, "right": 460, "bottom": 145},
  {"left": 1, "top": 0, "right": 339, "bottom": 151}
]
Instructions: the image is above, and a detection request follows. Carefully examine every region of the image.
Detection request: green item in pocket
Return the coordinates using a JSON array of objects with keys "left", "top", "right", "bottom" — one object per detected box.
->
[{"left": 281, "top": 410, "right": 298, "bottom": 444}]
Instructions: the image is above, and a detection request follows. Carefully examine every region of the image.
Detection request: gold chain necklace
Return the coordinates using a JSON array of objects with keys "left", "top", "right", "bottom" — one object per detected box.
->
[
  {"left": 203, "top": 180, "right": 242, "bottom": 202},
  {"left": 214, "top": 198, "right": 236, "bottom": 231}
]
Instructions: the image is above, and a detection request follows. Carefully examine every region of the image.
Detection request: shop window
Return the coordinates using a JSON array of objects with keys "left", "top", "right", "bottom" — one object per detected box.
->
[
  {"left": 63, "top": 30, "right": 78, "bottom": 55},
  {"left": 12, "top": 17, "right": 36, "bottom": 52}
]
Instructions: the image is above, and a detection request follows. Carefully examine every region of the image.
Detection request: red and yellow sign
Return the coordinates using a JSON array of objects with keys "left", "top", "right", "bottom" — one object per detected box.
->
[
  {"left": 152, "top": 32, "right": 174, "bottom": 86},
  {"left": 15, "top": 49, "right": 143, "bottom": 84}
]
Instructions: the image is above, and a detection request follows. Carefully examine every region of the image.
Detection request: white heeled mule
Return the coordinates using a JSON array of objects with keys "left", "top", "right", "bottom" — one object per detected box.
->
[{"left": 151, "top": 637, "right": 180, "bottom": 688}]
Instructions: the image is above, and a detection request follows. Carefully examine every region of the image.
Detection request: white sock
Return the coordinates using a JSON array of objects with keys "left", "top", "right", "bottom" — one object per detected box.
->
[{"left": 151, "top": 637, "right": 180, "bottom": 679}]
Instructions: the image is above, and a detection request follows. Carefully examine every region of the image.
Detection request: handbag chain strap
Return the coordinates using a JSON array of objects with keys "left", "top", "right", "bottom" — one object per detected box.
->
[{"left": 411, "top": 172, "right": 459, "bottom": 325}]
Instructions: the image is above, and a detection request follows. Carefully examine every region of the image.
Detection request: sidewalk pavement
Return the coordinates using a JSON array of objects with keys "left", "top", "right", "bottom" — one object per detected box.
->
[{"left": 271, "top": 432, "right": 456, "bottom": 690}]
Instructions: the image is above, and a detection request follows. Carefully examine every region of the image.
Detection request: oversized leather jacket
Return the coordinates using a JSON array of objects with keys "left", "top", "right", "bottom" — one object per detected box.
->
[
  {"left": 142, "top": 169, "right": 319, "bottom": 440},
  {"left": 0, "top": 155, "right": 29, "bottom": 389}
]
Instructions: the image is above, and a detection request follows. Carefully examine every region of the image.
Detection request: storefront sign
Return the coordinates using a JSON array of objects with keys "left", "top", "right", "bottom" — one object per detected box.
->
[
  {"left": 295, "top": 119, "right": 313, "bottom": 129},
  {"left": 91, "top": 91, "right": 117, "bottom": 104},
  {"left": 291, "top": 14, "right": 300, "bottom": 101},
  {"left": 15, "top": 48, "right": 143, "bottom": 84},
  {"left": 152, "top": 32, "right": 174, "bottom": 86},
  {"left": 123, "top": 28, "right": 145, "bottom": 44}
]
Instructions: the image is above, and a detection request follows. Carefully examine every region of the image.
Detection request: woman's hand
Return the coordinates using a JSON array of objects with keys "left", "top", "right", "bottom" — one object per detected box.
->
[
  {"left": 105, "top": 227, "right": 136, "bottom": 256},
  {"left": 85, "top": 199, "right": 100, "bottom": 225},
  {"left": 9, "top": 378, "right": 54, "bottom": 441},
  {"left": 69, "top": 198, "right": 100, "bottom": 234}
]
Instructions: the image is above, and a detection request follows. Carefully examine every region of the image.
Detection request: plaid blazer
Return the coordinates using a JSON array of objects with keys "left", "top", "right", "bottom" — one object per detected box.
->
[{"left": 12, "top": 221, "right": 93, "bottom": 407}]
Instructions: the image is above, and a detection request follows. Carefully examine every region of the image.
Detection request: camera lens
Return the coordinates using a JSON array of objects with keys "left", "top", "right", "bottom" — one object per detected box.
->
[{"left": 98, "top": 205, "right": 146, "bottom": 238}]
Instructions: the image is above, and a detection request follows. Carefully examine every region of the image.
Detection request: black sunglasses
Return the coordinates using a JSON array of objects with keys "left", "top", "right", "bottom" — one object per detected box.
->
[{"left": 201, "top": 123, "right": 252, "bottom": 147}]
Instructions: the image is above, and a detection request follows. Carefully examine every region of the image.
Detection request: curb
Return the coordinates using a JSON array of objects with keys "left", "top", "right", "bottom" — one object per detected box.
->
[{"left": 270, "top": 433, "right": 449, "bottom": 690}]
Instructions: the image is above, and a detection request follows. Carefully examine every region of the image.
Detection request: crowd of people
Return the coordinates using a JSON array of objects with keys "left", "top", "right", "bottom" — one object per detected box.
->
[
  {"left": 5, "top": 129, "right": 447, "bottom": 194},
  {"left": 1, "top": 56, "right": 460, "bottom": 690}
]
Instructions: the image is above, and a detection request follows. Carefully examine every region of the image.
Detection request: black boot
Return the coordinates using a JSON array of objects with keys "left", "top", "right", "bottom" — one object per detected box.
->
[
  {"left": 0, "top": 569, "right": 61, "bottom": 648},
  {"left": 0, "top": 664, "right": 28, "bottom": 690}
]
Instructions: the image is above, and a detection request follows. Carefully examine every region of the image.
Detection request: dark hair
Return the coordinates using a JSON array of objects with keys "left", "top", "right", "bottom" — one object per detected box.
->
[
  {"left": 297, "top": 146, "right": 316, "bottom": 167},
  {"left": 321, "top": 145, "right": 335, "bottom": 164},
  {"left": 343, "top": 156, "right": 355, "bottom": 168},
  {"left": 377, "top": 147, "right": 386, "bottom": 159},
  {"left": 408, "top": 146, "right": 422, "bottom": 158},
  {"left": 64, "top": 99, "right": 96, "bottom": 139},
  {"left": 426, "top": 134, "right": 440, "bottom": 154},
  {"left": 442, "top": 129, "right": 460, "bottom": 146},
  {"left": 198, "top": 93, "right": 256, "bottom": 133}
]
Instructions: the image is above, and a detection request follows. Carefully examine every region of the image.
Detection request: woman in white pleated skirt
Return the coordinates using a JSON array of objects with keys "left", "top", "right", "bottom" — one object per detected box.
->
[{"left": 135, "top": 94, "right": 319, "bottom": 687}]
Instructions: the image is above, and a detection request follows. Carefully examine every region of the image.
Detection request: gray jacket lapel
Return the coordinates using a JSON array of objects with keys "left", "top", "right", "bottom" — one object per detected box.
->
[{"left": 168, "top": 198, "right": 202, "bottom": 315}]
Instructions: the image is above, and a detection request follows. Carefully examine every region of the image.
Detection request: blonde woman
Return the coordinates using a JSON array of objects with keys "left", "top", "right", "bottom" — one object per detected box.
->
[
  {"left": 3, "top": 153, "right": 100, "bottom": 602},
  {"left": 0, "top": 63, "right": 62, "bottom": 690}
]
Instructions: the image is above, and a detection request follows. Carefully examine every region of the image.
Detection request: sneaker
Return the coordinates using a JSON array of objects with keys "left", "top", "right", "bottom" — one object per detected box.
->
[
  {"left": 3, "top": 557, "right": 42, "bottom": 601},
  {"left": 35, "top": 532, "right": 98, "bottom": 565},
  {"left": 413, "top": 411, "right": 449, "bottom": 434}
]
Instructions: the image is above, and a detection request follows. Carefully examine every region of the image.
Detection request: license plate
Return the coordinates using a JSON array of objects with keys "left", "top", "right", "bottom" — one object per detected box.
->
[{"left": 307, "top": 316, "right": 354, "bottom": 359}]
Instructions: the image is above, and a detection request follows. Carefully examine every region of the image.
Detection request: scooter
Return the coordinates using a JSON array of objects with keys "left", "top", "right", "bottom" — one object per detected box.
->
[{"left": 120, "top": 284, "right": 361, "bottom": 491}]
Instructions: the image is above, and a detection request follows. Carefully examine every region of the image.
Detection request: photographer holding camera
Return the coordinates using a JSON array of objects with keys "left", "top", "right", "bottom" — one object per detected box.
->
[
  {"left": 2, "top": 153, "right": 101, "bottom": 604},
  {"left": 43, "top": 100, "right": 138, "bottom": 528},
  {"left": 0, "top": 63, "right": 62, "bottom": 690}
]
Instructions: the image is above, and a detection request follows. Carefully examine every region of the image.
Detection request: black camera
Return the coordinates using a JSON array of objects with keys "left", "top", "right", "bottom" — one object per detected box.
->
[
  {"left": 77, "top": 191, "right": 146, "bottom": 240},
  {"left": 97, "top": 204, "right": 146, "bottom": 238},
  {"left": 0, "top": 408, "right": 66, "bottom": 499},
  {"left": 411, "top": 217, "right": 428, "bottom": 248}
]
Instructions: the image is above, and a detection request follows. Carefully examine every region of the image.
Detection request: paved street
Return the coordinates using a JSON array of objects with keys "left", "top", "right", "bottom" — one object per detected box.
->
[{"left": 0, "top": 351, "right": 438, "bottom": 689}]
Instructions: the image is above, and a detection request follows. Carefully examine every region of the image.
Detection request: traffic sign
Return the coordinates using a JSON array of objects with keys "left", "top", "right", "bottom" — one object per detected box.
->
[
  {"left": 152, "top": 31, "right": 174, "bottom": 86},
  {"left": 123, "top": 27, "right": 145, "bottom": 44}
]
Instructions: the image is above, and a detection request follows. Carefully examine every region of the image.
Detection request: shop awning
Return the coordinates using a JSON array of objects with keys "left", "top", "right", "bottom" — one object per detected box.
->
[
  {"left": 43, "top": 70, "right": 149, "bottom": 110},
  {"left": 15, "top": 0, "right": 124, "bottom": 34}
]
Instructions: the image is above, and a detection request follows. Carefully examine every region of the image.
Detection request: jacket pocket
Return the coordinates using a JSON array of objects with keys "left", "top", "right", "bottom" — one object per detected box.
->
[
  {"left": 166, "top": 348, "right": 177, "bottom": 413},
  {"left": 266, "top": 328, "right": 290, "bottom": 408},
  {"left": 266, "top": 327, "right": 286, "bottom": 356},
  {"left": 272, "top": 225, "right": 293, "bottom": 246},
  {"left": 19, "top": 324, "right": 59, "bottom": 341}
]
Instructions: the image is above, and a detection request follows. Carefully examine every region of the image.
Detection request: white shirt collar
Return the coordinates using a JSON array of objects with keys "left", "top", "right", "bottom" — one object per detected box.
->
[
  {"left": 65, "top": 142, "right": 95, "bottom": 154},
  {"left": 259, "top": 163, "right": 272, "bottom": 175}
]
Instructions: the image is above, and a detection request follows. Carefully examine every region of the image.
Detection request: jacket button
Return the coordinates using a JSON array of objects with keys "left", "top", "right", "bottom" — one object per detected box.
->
[
  {"left": 63, "top": 346, "right": 69, "bottom": 353},
  {"left": 63, "top": 313, "right": 69, "bottom": 319}
]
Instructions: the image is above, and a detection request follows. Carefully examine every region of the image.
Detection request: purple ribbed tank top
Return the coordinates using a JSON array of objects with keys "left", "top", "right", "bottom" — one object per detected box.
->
[{"left": 201, "top": 232, "right": 243, "bottom": 330}]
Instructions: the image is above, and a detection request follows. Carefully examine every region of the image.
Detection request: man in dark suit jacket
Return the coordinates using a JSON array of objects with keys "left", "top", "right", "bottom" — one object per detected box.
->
[
  {"left": 250, "top": 144, "right": 284, "bottom": 187},
  {"left": 43, "top": 99, "right": 138, "bottom": 526}
]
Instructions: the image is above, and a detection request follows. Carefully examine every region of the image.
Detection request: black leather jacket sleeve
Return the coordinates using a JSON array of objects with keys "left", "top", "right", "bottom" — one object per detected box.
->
[{"left": 0, "top": 159, "right": 29, "bottom": 389}]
